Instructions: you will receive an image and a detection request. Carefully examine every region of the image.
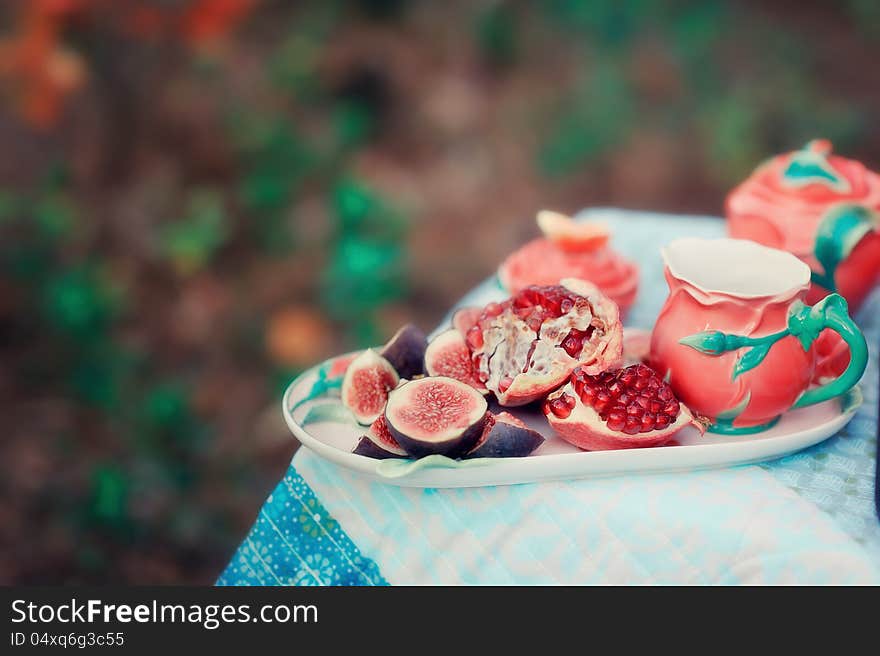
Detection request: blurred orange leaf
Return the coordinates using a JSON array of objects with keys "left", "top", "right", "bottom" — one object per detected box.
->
[{"left": 266, "top": 306, "right": 333, "bottom": 368}]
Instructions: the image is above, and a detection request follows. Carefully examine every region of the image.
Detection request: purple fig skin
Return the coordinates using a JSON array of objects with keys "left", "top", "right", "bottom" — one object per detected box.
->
[
  {"left": 387, "top": 411, "right": 488, "bottom": 459},
  {"left": 352, "top": 434, "right": 408, "bottom": 459},
  {"left": 380, "top": 323, "right": 428, "bottom": 379},
  {"left": 464, "top": 418, "right": 545, "bottom": 459}
]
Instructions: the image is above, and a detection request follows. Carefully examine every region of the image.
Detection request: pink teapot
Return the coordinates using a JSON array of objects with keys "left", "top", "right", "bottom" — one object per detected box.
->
[
  {"left": 726, "top": 139, "right": 880, "bottom": 313},
  {"left": 726, "top": 140, "right": 880, "bottom": 379},
  {"left": 649, "top": 238, "right": 867, "bottom": 434}
]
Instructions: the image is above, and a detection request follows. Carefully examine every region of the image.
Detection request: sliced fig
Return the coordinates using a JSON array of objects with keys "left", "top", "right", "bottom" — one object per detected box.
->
[
  {"left": 464, "top": 411, "right": 544, "bottom": 459},
  {"left": 451, "top": 306, "right": 482, "bottom": 337},
  {"left": 380, "top": 323, "right": 427, "bottom": 379},
  {"left": 352, "top": 415, "right": 409, "bottom": 459},
  {"left": 341, "top": 349, "right": 399, "bottom": 425},
  {"left": 424, "top": 328, "right": 488, "bottom": 394},
  {"left": 543, "top": 363, "right": 704, "bottom": 451},
  {"left": 384, "top": 376, "right": 489, "bottom": 458},
  {"left": 466, "top": 278, "right": 623, "bottom": 406}
]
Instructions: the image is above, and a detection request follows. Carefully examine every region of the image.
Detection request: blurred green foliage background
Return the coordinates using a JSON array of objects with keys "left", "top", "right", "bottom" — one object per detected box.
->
[{"left": 1, "top": 0, "right": 878, "bottom": 583}]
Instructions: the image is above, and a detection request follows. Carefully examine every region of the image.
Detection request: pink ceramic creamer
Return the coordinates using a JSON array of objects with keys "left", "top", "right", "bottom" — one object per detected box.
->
[{"left": 650, "top": 238, "right": 867, "bottom": 434}]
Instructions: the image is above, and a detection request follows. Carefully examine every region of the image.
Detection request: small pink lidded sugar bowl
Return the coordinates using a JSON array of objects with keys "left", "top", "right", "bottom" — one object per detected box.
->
[
  {"left": 649, "top": 238, "right": 867, "bottom": 434},
  {"left": 498, "top": 211, "right": 639, "bottom": 318}
]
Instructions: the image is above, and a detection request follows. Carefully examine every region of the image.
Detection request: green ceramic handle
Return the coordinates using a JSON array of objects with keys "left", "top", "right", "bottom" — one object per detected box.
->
[
  {"left": 811, "top": 204, "right": 878, "bottom": 292},
  {"left": 679, "top": 293, "right": 868, "bottom": 411},
  {"left": 791, "top": 294, "right": 868, "bottom": 408}
]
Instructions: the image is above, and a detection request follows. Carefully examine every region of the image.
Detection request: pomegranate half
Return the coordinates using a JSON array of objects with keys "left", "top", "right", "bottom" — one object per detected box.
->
[{"left": 544, "top": 363, "right": 704, "bottom": 450}]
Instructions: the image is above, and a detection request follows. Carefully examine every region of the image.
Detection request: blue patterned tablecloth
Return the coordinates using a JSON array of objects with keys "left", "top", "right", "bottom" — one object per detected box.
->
[{"left": 218, "top": 210, "right": 880, "bottom": 585}]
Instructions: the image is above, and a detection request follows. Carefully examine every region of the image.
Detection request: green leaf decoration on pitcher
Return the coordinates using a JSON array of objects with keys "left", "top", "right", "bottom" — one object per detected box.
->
[
  {"left": 678, "top": 328, "right": 780, "bottom": 378},
  {"left": 679, "top": 294, "right": 852, "bottom": 382}
]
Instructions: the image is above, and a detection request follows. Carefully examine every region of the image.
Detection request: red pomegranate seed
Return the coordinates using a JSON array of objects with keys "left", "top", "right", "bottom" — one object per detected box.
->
[
  {"left": 623, "top": 416, "right": 641, "bottom": 435},
  {"left": 549, "top": 396, "right": 573, "bottom": 418},
  {"left": 561, "top": 334, "right": 581, "bottom": 357},
  {"left": 544, "top": 297, "right": 562, "bottom": 316},
  {"left": 606, "top": 416, "right": 626, "bottom": 432},
  {"left": 467, "top": 325, "right": 484, "bottom": 350},
  {"left": 663, "top": 401, "right": 680, "bottom": 416}
]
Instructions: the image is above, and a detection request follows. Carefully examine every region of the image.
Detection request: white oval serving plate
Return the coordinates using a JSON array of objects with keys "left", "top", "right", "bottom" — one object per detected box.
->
[{"left": 282, "top": 357, "right": 862, "bottom": 489}]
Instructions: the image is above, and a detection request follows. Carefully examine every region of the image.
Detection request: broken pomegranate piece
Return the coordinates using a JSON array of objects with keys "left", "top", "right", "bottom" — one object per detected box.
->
[
  {"left": 544, "top": 363, "right": 704, "bottom": 450},
  {"left": 467, "top": 278, "right": 622, "bottom": 406}
]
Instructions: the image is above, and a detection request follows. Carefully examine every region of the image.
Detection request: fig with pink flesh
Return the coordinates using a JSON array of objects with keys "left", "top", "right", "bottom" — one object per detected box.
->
[
  {"left": 543, "top": 363, "right": 704, "bottom": 451},
  {"left": 465, "top": 278, "right": 623, "bottom": 406},
  {"left": 384, "top": 376, "right": 489, "bottom": 458},
  {"left": 341, "top": 349, "right": 400, "bottom": 425},
  {"left": 424, "top": 329, "right": 488, "bottom": 394},
  {"left": 464, "top": 411, "right": 544, "bottom": 459},
  {"left": 380, "top": 323, "right": 427, "bottom": 379},
  {"left": 352, "top": 415, "right": 408, "bottom": 459}
]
